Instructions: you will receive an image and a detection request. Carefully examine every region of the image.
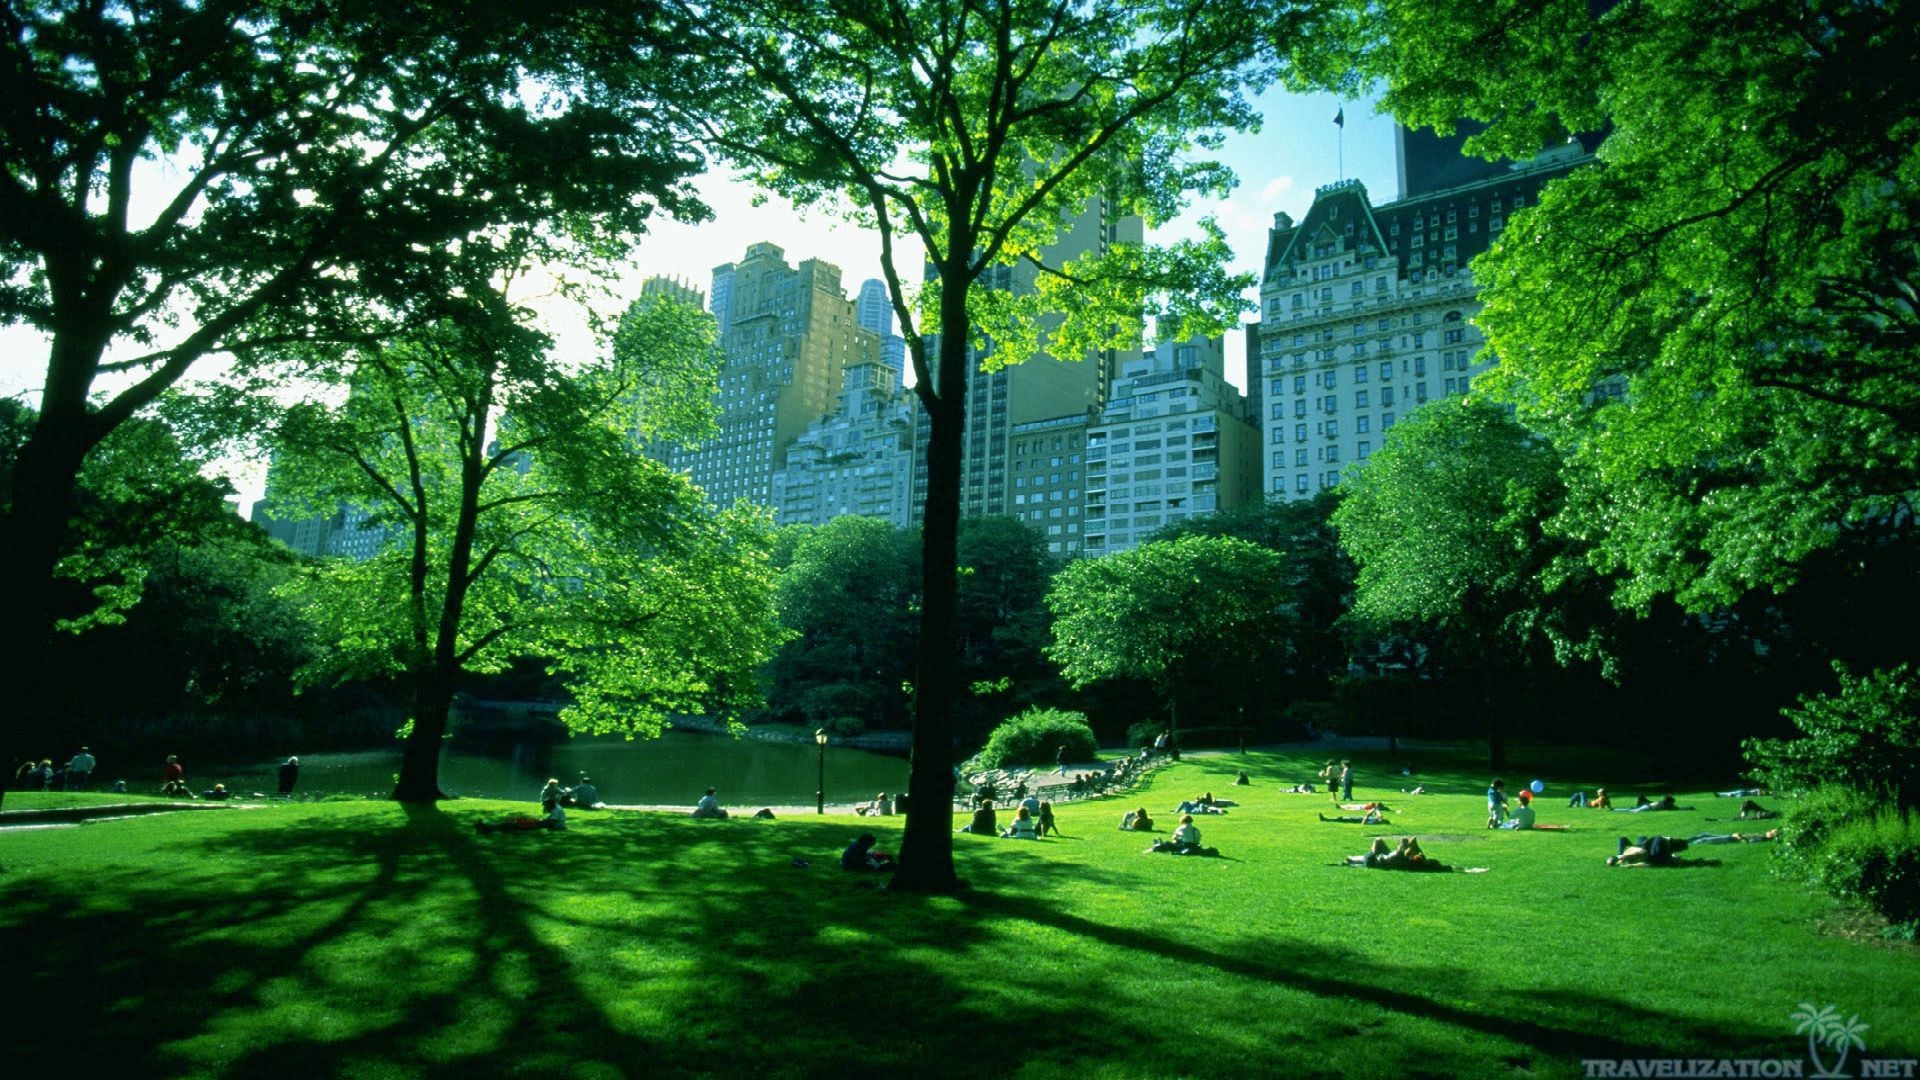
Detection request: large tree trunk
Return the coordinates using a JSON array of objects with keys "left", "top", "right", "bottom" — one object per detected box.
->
[
  {"left": 395, "top": 671, "right": 455, "bottom": 801},
  {"left": 891, "top": 283, "right": 971, "bottom": 894},
  {"left": 0, "top": 339, "right": 108, "bottom": 758}
]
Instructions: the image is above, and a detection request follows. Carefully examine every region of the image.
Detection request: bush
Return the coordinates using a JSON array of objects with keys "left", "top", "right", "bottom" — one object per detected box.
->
[
  {"left": 1745, "top": 663, "right": 1919, "bottom": 813},
  {"left": 1776, "top": 785, "right": 1878, "bottom": 884},
  {"left": 1813, "top": 810, "right": 1920, "bottom": 927},
  {"left": 974, "top": 707, "right": 1099, "bottom": 770}
]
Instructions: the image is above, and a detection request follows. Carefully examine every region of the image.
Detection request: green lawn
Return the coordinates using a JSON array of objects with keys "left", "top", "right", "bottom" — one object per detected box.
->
[{"left": 2, "top": 747, "right": 1914, "bottom": 1078}]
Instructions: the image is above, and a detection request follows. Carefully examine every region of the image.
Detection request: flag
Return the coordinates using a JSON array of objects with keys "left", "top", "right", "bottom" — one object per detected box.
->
[{"left": 1333, "top": 106, "right": 1345, "bottom": 128}]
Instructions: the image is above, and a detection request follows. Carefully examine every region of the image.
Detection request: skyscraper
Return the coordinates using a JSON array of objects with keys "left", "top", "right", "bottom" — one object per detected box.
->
[
  {"left": 855, "top": 278, "right": 908, "bottom": 389},
  {"left": 912, "top": 195, "right": 1144, "bottom": 523},
  {"left": 667, "top": 243, "right": 880, "bottom": 509}
]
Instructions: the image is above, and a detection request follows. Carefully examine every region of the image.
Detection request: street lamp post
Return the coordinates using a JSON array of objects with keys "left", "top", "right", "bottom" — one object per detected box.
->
[{"left": 815, "top": 729, "right": 828, "bottom": 815}]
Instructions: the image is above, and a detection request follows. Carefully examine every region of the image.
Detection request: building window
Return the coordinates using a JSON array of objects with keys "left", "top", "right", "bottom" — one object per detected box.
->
[
  {"left": 1356, "top": 415, "right": 1370, "bottom": 434},
  {"left": 1294, "top": 399, "right": 1306, "bottom": 418},
  {"left": 1355, "top": 390, "right": 1369, "bottom": 408},
  {"left": 1379, "top": 362, "right": 1393, "bottom": 381},
  {"left": 1296, "top": 473, "right": 1309, "bottom": 493}
]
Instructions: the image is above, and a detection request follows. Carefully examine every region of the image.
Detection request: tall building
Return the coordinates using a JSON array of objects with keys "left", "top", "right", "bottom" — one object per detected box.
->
[
  {"left": 769, "top": 353, "right": 918, "bottom": 527},
  {"left": 912, "top": 195, "right": 1145, "bottom": 523},
  {"left": 855, "top": 278, "right": 908, "bottom": 389},
  {"left": 667, "top": 243, "right": 881, "bottom": 509},
  {"left": 640, "top": 275, "right": 705, "bottom": 310},
  {"left": 708, "top": 263, "right": 735, "bottom": 339},
  {"left": 1253, "top": 141, "right": 1592, "bottom": 499},
  {"left": 1083, "top": 336, "right": 1261, "bottom": 555},
  {"left": 1007, "top": 411, "right": 1094, "bottom": 557}
]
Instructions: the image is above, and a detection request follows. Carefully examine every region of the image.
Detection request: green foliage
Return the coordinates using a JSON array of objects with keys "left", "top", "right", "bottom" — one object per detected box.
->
[
  {"left": 1809, "top": 810, "right": 1920, "bottom": 929},
  {"left": 1048, "top": 536, "right": 1293, "bottom": 701},
  {"left": 1773, "top": 785, "right": 1878, "bottom": 887},
  {"left": 242, "top": 296, "right": 783, "bottom": 797},
  {"left": 972, "top": 707, "right": 1099, "bottom": 770},
  {"left": 766, "top": 517, "right": 920, "bottom": 731},
  {"left": 1746, "top": 665, "right": 1920, "bottom": 814},
  {"left": 1356, "top": 0, "right": 1920, "bottom": 614}
]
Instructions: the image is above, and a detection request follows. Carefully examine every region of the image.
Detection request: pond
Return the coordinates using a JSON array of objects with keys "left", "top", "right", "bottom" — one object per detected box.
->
[{"left": 191, "top": 730, "right": 910, "bottom": 808}]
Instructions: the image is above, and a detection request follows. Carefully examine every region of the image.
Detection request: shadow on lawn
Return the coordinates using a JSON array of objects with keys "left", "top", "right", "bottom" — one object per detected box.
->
[{"left": 1, "top": 805, "right": 1782, "bottom": 1077}]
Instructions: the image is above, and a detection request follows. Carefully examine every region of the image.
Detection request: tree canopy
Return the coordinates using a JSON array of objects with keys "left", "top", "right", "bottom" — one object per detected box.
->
[
  {"left": 1353, "top": 0, "right": 1920, "bottom": 613},
  {"left": 0, "top": 0, "right": 708, "bottom": 742},
  {"left": 252, "top": 294, "right": 783, "bottom": 800},
  {"left": 1047, "top": 535, "right": 1293, "bottom": 737}
]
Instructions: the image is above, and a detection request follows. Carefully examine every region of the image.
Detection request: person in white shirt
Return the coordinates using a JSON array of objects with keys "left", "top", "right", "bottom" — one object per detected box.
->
[
  {"left": 692, "top": 787, "right": 728, "bottom": 819},
  {"left": 67, "top": 747, "right": 96, "bottom": 791},
  {"left": 1000, "top": 806, "right": 1038, "bottom": 839},
  {"left": 1500, "top": 791, "right": 1538, "bottom": 829}
]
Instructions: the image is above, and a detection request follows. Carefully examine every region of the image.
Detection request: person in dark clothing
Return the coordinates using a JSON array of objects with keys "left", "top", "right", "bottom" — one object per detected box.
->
[
  {"left": 277, "top": 757, "right": 300, "bottom": 796},
  {"left": 958, "top": 799, "right": 998, "bottom": 835},
  {"left": 841, "top": 833, "right": 897, "bottom": 872},
  {"left": 1608, "top": 835, "right": 1690, "bottom": 866}
]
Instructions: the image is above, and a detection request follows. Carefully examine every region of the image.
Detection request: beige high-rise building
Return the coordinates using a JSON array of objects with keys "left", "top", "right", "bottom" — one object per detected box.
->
[
  {"left": 1252, "top": 142, "right": 1593, "bottom": 499},
  {"left": 665, "top": 243, "right": 880, "bottom": 508}
]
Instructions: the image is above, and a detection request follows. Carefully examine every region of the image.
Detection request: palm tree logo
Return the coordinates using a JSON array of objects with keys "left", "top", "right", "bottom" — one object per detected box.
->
[{"left": 1792, "top": 1003, "right": 1870, "bottom": 1079}]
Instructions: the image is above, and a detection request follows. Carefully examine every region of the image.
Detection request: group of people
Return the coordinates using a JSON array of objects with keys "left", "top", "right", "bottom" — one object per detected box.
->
[
  {"left": 956, "top": 794, "right": 1060, "bottom": 839},
  {"left": 11, "top": 748, "right": 97, "bottom": 792}
]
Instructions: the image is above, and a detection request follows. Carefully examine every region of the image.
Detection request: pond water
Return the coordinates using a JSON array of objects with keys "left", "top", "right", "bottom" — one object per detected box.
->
[{"left": 194, "top": 731, "right": 909, "bottom": 807}]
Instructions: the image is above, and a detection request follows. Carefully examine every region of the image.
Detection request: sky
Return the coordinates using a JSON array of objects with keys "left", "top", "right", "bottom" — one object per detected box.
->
[{"left": 0, "top": 85, "right": 1401, "bottom": 508}]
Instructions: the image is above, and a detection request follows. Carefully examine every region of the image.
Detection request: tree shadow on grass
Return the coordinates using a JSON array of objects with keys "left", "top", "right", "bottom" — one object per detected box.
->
[{"left": 0, "top": 804, "right": 1799, "bottom": 1077}]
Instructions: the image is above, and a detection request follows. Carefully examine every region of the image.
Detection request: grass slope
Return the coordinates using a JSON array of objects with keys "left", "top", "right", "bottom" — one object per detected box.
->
[{"left": 1, "top": 747, "right": 1914, "bottom": 1078}]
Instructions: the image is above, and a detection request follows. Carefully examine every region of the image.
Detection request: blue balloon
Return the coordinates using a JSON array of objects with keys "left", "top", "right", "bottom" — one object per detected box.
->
[{"left": 1529, "top": 780, "right": 1545, "bottom": 794}]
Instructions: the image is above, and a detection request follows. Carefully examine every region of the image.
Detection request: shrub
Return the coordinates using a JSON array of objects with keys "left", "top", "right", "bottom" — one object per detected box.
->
[
  {"left": 1745, "top": 663, "right": 1919, "bottom": 813},
  {"left": 974, "top": 707, "right": 1099, "bottom": 770},
  {"left": 1775, "top": 785, "right": 1878, "bottom": 884},
  {"left": 1813, "top": 810, "right": 1920, "bottom": 927}
]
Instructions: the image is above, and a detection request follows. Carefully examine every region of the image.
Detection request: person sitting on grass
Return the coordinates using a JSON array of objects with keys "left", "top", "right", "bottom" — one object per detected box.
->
[
  {"left": 856, "top": 792, "right": 893, "bottom": 817},
  {"left": 1148, "top": 814, "right": 1220, "bottom": 856},
  {"left": 477, "top": 794, "right": 567, "bottom": 834},
  {"left": 1690, "top": 828, "right": 1782, "bottom": 845},
  {"left": 692, "top": 787, "right": 728, "bottom": 819},
  {"left": 1234, "top": 771, "right": 1251, "bottom": 786},
  {"left": 564, "top": 776, "right": 605, "bottom": 809},
  {"left": 1616, "top": 794, "right": 1692, "bottom": 813},
  {"left": 840, "top": 833, "right": 897, "bottom": 872},
  {"left": 1569, "top": 788, "right": 1613, "bottom": 809},
  {"left": 1737, "top": 799, "right": 1780, "bottom": 820},
  {"left": 1606, "top": 835, "right": 1689, "bottom": 866},
  {"left": 161, "top": 754, "right": 189, "bottom": 798},
  {"left": 1119, "top": 807, "right": 1154, "bottom": 831},
  {"left": 202, "top": 783, "right": 232, "bottom": 801},
  {"left": 1498, "top": 791, "right": 1538, "bottom": 830},
  {"left": 1320, "top": 802, "right": 1390, "bottom": 825},
  {"left": 1037, "top": 800, "right": 1060, "bottom": 838},
  {"left": 959, "top": 799, "right": 998, "bottom": 835},
  {"left": 1001, "top": 806, "right": 1039, "bottom": 839}
]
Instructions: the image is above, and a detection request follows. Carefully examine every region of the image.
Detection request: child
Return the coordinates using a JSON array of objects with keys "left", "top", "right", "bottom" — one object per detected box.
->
[{"left": 1487, "top": 778, "right": 1509, "bottom": 828}]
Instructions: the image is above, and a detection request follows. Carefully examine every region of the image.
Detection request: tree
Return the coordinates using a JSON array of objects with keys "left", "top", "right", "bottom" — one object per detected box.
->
[
  {"left": 1332, "top": 397, "right": 1598, "bottom": 767},
  {"left": 1351, "top": 0, "right": 1920, "bottom": 615},
  {"left": 0, "top": 0, "right": 706, "bottom": 747},
  {"left": 641, "top": 0, "right": 1348, "bottom": 891},
  {"left": 254, "top": 294, "right": 785, "bottom": 801},
  {"left": 766, "top": 516, "right": 920, "bottom": 732},
  {"left": 1047, "top": 535, "right": 1293, "bottom": 742},
  {"left": 1150, "top": 493, "right": 1353, "bottom": 698}
]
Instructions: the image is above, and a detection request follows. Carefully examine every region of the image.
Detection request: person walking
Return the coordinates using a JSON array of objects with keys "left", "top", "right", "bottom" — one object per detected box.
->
[
  {"left": 1056, "top": 744, "right": 1068, "bottom": 775},
  {"left": 277, "top": 756, "right": 301, "bottom": 796},
  {"left": 1340, "top": 761, "right": 1353, "bottom": 802}
]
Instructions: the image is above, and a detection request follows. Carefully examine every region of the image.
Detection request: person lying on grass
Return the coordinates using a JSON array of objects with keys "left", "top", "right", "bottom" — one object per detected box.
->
[
  {"left": 1320, "top": 803, "right": 1389, "bottom": 825},
  {"left": 841, "top": 833, "right": 897, "bottom": 872},
  {"left": 1001, "top": 806, "right": 1039, "bottom": 839},
  {"left": 1716, "top": 787, "right": 1771, "bottom": 798},
  {"left": 1119, "top": 807, "right": 1154, "bottom": 831},
  {"left": 477, "top": 795, "right": 566, "bottom": 834},
  {"left": 1280, "top": 782, "right": 1317, "bottom": 794},
  {"left": 1335, "top": 801, "right": 1394, "bottom": 813},
  {"left": 1689, "top": 828, "right": 1781, "bottom": 845},
  {"left": 1147, "top": 814, "right": 1220, "bottom": 857},
  {"left": 1615, "top": 794, "right": 1693, "bottom": 813},
  {"left": 1737, "top": 799, "right": 1780, "bottom": 820},
  {"left": 1568, "top": 788, "right": 1613, "bottom": 809},
  {"left": 1343, "top": 837, "right": 1451, "bottom": 872},
  {"left": 1606, "top": 835, "right": 1690, "bottom": 866}
]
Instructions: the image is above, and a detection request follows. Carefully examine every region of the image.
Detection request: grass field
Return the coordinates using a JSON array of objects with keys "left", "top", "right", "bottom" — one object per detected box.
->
[{"left": 2, "top": 745, "right": 1914, "bottom": 1078}]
